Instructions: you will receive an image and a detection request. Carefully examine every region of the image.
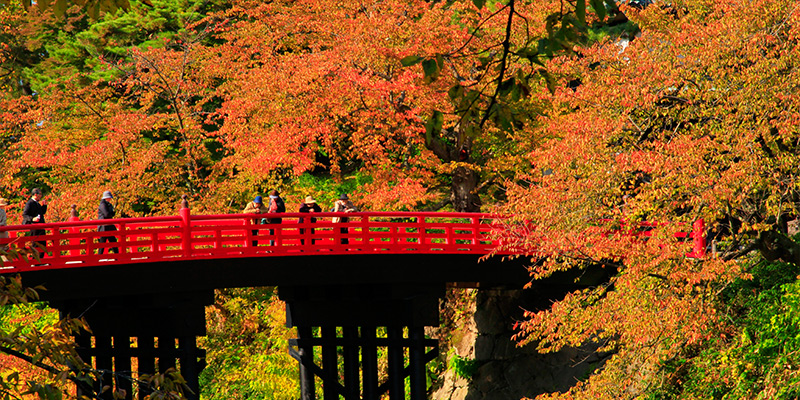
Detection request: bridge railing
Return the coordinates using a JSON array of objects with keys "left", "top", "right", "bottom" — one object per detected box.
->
[
  {"left": 0, "top": 209, "right": 708, "bottom": 274},
  {"left": 0, "top": 211, "right": 502, "bottom": 273}
]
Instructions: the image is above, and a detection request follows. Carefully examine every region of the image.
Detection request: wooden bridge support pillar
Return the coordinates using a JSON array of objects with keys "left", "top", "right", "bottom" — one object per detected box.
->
[
  {"left": 52, "top": 291, "right": 213, "bottom": 400},
  {"left": 281, "top": 284, "right": 443, "bottom": 400}
]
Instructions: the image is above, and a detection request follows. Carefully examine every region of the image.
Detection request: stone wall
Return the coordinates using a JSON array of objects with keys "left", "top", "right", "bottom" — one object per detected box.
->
[{"left": 433, "top": 288, "right": 604, "bottom": 400}]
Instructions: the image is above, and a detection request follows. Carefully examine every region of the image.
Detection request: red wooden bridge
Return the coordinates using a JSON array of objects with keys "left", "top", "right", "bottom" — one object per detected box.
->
[
  {"left": 0, "top": 205, "right": 707, "bottom": 400},
  {"left": 0, "top": 207, "right": 707, "bottom": 273},
  {"left": 0, "top": 209, "right": 503, "bottom": 273}
]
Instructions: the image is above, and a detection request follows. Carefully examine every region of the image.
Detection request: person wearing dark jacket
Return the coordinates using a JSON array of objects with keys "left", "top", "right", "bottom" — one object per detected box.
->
[
  {"left": 97, "top": 190, "right": 118, "bottom": 255},
  {"left": 299, "top": 196, "right": 321, "bottom": 245},
  {"left": 266, "top": 190, "right": 286, "bottom": 245},
  {"left": 22, "top": 188, "right": 47, "bottom": 257}
]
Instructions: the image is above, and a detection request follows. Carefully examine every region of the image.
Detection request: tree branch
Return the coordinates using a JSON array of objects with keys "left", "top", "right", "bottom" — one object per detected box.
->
[
  {"left": 479, "top": 0, "right": 515, "bottom": 129},
  {"left": 0, "top": 345, "right": 96, "bottom": 395}
]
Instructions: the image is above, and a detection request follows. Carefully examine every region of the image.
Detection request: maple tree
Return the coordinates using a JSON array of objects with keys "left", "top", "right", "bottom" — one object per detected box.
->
[
  {"left": 496, "top": 0, "right": 800, "bottom": 397},
  {"left": 2, "top": 0, "right": 613, "bottom": 214},
  {"left": 193, "top": 0, "right": 576, "bottom": 211},
  {"left": 13, "top": 0, "right": 800, "bottom": 396},
  {"left": 0, "top": 0, "right": 233, "bottom": 219}
]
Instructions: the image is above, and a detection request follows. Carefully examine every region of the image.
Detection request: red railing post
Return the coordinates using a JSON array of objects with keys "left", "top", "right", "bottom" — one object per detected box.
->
[
  {"left": 446, "top": 217, "right": 454, "bottom": 250},
  {"left": 472, "top": 216, "right": 480, "bottom": 247},
  {"left": 361, "top": 215, "right": 370, "bottom": 251},
  {"left": 418, "top": 216, "right": 426, "bottom": 249},
  {"left": 180, "top": 195, "right": 191, "bottom": 258},
  {"left": 693, "top": 218, "right": 706, "bottom": 258},
  {"left": 118, "top": 222, "right": 127, "bottom": 256}
]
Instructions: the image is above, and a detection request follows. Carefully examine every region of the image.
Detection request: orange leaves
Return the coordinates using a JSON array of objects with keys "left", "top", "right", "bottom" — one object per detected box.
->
[
  {"left": 199, "top": 0, "right": 477, "bottom": 207},
  {"left": 492, "top": 0, "right": 800, "bottom": 396}
]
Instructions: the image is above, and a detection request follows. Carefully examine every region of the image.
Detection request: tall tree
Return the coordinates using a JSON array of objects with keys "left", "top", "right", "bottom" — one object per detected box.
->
[
  {"left": 501, "top": 0, "right": 800, "bottom": 397},
  {"left": 0, "top": 0, "right": 232, "bottom": 217},
  {"left": 196, "top": 0, "right": 569, "bottom": 211}
]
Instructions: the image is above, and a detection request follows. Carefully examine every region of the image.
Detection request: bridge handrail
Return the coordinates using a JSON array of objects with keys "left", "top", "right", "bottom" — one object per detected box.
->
[
  {"left": 0, "top": 215, "right": 182, "bottom": 233},
  {"left": 0, "top": 212, "right": 498, "bottom": 230},
  {"left": 0, "top": 210, "right": 706, "bottom": 274},
  {"left": 0, "top": 211, "right": 505, "bottom": 274}
]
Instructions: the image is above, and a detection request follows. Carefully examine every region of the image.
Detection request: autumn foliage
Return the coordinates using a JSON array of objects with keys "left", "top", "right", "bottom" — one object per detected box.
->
[
  {"left": 1, "top": 0, "right": 553, "bottom": 218},
  {"left": 4, "top": 0, "right": 800, "bottom": 397},
  {"left": 497, "top": 0, "right": 800, "bottom": 397}
]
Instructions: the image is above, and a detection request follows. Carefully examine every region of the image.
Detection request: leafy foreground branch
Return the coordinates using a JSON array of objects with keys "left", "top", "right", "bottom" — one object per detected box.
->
[
  {"left": 0, "top": 272, "right": 95, "bottom": 400},
  {"left": 652, "top": 256, "right": 800, "bottom": 399}
]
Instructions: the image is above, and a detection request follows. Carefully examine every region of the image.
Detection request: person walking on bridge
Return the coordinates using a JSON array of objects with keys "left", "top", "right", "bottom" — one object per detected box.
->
[
  {"left": 97, "top": 190, "right": 119, "bottom": 255},
  {"left": 243, "top": 195, "right": 268, "bottom": 247},
  {"left": 266, "top": 190, "right": 285, "bottom": 245},
  {"left": 299, "top": 196, "right": 321, "bottom": 245},
  {"left": 22, "top": 188, "right": 47, "bottom": 258}
]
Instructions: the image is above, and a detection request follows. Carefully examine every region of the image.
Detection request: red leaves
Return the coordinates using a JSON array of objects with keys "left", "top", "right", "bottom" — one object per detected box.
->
[{"left": 492, "top": 0, "right": 800, "bottom": 395}]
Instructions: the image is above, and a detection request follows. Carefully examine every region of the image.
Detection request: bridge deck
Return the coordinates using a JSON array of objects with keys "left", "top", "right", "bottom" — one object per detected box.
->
[
  {"left": 0, "top": 211, "right": 537, "bottom": 300},
  {"left": 0, "top": 210, "right": 704, "bottom": 300}
]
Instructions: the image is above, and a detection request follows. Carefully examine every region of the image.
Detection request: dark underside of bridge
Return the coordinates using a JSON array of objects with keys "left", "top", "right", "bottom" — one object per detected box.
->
[{"left": 15, "top": 254, "right": 607, "bottom": 400}]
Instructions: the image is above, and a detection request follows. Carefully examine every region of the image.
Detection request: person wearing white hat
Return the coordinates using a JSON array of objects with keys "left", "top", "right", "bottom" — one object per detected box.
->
[
  {"left": 97, "top": 190, "right": 118, "bottom": 255},
  {"left": 298, "top": 196, "right": 321, "bottom": 245},
  {"left": 331, "top": 193, "right": 358, "bottom": 244}
]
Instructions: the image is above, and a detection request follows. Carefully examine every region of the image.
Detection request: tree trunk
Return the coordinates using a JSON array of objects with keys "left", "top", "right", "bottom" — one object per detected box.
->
[
  {"left": 756, "top": 229, "right": 800, "bottom": 266},
  {"left": 451, "top": 166, "right": 481, "bottom": 212}
]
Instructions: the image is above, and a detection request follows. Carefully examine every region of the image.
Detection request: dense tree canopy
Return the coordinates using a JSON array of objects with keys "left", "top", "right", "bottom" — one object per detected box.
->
[
  {"left": 1, "top": 0, "right": 567, "bottom": 216},
  {"left": 5, "top": 0, "right": 800, "bottom": 397},
  {"left": 499, "top": 0, "right": 800, "bottom": 397}
]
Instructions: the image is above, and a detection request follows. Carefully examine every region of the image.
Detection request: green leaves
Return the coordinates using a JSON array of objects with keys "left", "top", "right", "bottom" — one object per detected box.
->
[
  {"left": 200, "top": 288, "right": 298, "bottom": 399},
  {"left": 399, "top": 55, "right": 423, "bottom": 67},
  {"left": 421, "top": 54, "right": 445, "bottom": 83},
  {"left": 422, "top": 59, "right": 439, "bottom": 80},
  {"left": 21, "top": 383, "right": 62, "bottom": 400},
  {"left": 425, "top": 110, "right": 444, "bottom": 145},
  {"left": 448, "top": 84, "right": 465, "bottom": 101},
  {"left": 400, "top": 54, "right": 444, "bottom": 83},
  {"left": 589, "top": 0, "right": 607, "bottom": 21},
  {"left": 538, "top": 69, "right": 556, "bottom": 94},
  {"left": 0, "top": 0, "right": 137, "bottom": 19}
]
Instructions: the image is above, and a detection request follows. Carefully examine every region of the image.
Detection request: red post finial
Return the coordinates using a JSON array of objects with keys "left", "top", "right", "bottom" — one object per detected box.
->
[{"left": 179, "top": 195, "right": 191, "bottom": 258}]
